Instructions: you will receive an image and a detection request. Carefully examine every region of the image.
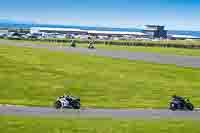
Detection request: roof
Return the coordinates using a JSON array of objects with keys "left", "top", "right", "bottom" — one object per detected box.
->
[
  {"left": 145, "top": 25, "right": 164, "bottom": 27},
  {"left": 88, "top": 30, "right": 146, "bottom": 35},
  {"left": 31, "top": 27, "right": 87, "bottom": 32},
  {"left": 171, "top": 34, "right": 200, "bottom": 39}
]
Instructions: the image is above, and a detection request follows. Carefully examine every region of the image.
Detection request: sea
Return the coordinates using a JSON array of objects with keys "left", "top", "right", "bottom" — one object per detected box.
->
[{"left": 0, "top": 22, "right": 200, "bottom": 37}]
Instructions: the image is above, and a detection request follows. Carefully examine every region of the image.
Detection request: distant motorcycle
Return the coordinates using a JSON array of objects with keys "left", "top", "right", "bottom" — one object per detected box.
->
[
  {"left": 70, "top": 39, "right": 76, "bottom": 48},
  {"left": 54, "top": 94, "right": 80, "bottom": 109},
  {"left": 88, "top": 37, "right": 95, "bottom": 49},
  {"left": 169, "top": 95, "right": 194, "bottom": 111}
]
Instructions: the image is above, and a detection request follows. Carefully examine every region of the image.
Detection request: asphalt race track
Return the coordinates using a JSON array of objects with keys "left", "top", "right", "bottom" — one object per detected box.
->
[
  {"left": 1, "top": 40, "right": 200, "bottom": 119},
  {"left": 1, "top": 40, "right": 200, "bottom": 68},
  {"left": 1, "top": 105, "right": 200, "bottom": 119}
]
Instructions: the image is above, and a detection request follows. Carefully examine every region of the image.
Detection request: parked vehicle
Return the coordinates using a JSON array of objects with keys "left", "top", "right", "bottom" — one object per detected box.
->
[{"left": 0, "top": 33, "right": 7, "bottom": 38}]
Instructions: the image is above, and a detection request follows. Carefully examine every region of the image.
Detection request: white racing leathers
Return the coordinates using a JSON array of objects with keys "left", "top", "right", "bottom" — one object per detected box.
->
[{"left": 59, "top": 98, "right": 69, "bottom": 107}]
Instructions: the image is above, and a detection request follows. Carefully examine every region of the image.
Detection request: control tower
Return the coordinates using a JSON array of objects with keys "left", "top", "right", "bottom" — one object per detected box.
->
[{"left": 143, "top": 25, "right": 167, "bottom": 39}]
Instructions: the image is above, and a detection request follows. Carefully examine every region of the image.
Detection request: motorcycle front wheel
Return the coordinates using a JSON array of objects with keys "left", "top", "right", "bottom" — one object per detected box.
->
[
  {"left": 54, "top": 100, "right": 62, "bottom": 109},
  {"left": 186, "top": 103, "right": 194, "bottom": 111},
  {"left": 170, "top": 103, "right": 177, "bottom": 111}
]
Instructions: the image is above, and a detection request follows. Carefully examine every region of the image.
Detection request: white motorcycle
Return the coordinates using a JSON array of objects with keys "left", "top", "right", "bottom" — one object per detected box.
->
[{"left": 54, "top": 95, "right": 80, "bottom": 109}]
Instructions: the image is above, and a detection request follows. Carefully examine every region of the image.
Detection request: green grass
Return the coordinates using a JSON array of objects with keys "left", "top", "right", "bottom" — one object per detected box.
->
[
  {"left": 2, "top": 38, "right": 200, "bottom": 57},
  {"left": 0, "top": 44, "right": 200, "bottom": 108},
  {"left": 111, "top": 39, "right": 200, "bottom": 45},
  {"left": 1, "top": 115, "right": 200, "bottom": 133}
]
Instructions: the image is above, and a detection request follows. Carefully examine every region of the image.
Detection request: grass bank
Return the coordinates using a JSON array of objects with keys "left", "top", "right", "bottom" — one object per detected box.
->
[
  {"left": 0, "top": 44, "right": 200, "bottom": 108},
  {"left": 0, "top": 115, "right": 200, "bottom": 133}
]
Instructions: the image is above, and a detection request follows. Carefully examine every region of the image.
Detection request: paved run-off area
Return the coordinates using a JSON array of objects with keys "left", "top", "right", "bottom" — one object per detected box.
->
[{"left": 1, "top": 40, "right": 200, "bottom": 68}]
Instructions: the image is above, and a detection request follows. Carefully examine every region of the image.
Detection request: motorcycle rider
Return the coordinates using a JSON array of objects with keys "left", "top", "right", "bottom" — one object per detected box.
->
[
  {"left": 70, "top": 37, "right": 76, "bottom": 48},
  {"left": 55, "top": 94, "right": 80, "bottom": 109},
  {"left": 88, "top": 36, "right": 95, "bottom": 49},
  {"left": 172, "top": 95, "right": 185, "bottom": 108},
  {"left": 172, "top": 95, "right": 184, "bottom": 101}
]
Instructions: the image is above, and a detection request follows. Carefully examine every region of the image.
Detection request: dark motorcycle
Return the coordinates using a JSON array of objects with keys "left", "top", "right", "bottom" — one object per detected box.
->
[{"left": 169, "top": 96, "right": 194, "bottom": 111}]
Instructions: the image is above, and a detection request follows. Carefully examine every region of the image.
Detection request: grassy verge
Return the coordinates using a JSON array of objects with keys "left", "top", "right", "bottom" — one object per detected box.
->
[
  {"left": 2, "top": 38, "right": 200, "bottom": 57},
  {"left": 0, "top": 44, "right": 200, "bottom": 108},
  {"left": 0, "top": 115, "right": 200, "bottom": 133}
]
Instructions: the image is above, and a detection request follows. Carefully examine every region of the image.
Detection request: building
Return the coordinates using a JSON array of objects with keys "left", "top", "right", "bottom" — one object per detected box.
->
[
  {"left": 143, "top": 25, "right": 167, "bottom": 39},
  {"left": 30, "top": 27, "right": 88, "bottom": 35},
  {"left": 0, "top": 28, "right": 9, "bottom": 34},
  {"left": 88, "top": 30, "right": 147, "bottom": 36},
  {"left": 30, "top": 27, "right": 148, "bottom": 39},
  {"left": 8, "top": 28, "right": 30, "bottom": 33}
]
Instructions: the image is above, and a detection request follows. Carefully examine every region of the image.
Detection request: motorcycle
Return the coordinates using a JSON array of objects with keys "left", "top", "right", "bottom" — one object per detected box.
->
[
  {"left": 54, "top": 95, "right": 80, "bottom": 109},
  {"left": 169, "top": 96, "right": 194, "bottom": 111}
]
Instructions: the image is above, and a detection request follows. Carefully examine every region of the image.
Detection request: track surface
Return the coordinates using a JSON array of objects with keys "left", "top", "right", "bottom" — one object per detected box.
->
[
  {"left": 1, "top": 40, "right": 200, "bottom": 119},
  {"left": 1, "top": 105, "right": 200, "bottom": 119},
  {"left": 1, "top": 40, "right": 200, "bottom": 68}
]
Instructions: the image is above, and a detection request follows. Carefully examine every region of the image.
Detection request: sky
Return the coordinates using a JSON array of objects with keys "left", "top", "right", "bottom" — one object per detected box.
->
[{"left": 0, "top": 0, "right": 200, "bottom": 30}]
